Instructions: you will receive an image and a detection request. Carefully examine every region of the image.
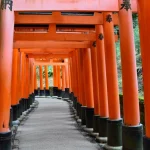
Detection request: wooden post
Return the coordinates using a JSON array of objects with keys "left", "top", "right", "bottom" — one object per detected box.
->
[
  {"left": 17, "top": 50, "right": 22, "bottom": 115},
  {"left": 103, "top": 12, "right": 122, "bottom": 149},
  {"left": 75, "top": 49, "right": 82, "bottom": 119},
  {"left": 20, "top": 52, "right": 26, "bottom": 113},
  {"left": 25, "top": 57, "right": 30, "bottom": 110},
  {"left": 53, "top": 65, "right": 58, "bottom": 96},
  {"left": 118, "top": 0, "right": 143, "bottom": 149},
  {"left": 0, "top": 1, "right": 14, "bottom": 148},
  {"left": 91, "top": 44, "right": 100, "bottom": 133},
  {"left": 96, "top": 25, "right": 109, "bottom": 140},
  {"left": 11, "top": 49, "right": 20, "bottom": 121},
  {"left": 62, "top": 65, "right": 66, "bottom": 91},
  {"left": 53, "top": 66, "right": 57, "bottom": 87},
  {"left": 80, "top": 49, "right": 87, "bottom": 125},
  {"left": 82, "top": 48, "right": 94, "bottom": 128},
  {"left": 137, "top": 0, "right": 150, "bottom": 149},
  {"left": 68, "top": 59, "right": 72, "bottom": 93},
  {"left": 64, "top": 59, "right": 69, "bottom": 89},
  {"left": 39, "top": 65, "right": 44, "bottom": 96},
  {"left": 45, "top": 65, "right": 50, "bottom": 96},
  {"left": 57, "top": 66, "right": 61, "bottom": 90},
  {"left": 34, "top": 65, "right": 38, "bottom": 95}
]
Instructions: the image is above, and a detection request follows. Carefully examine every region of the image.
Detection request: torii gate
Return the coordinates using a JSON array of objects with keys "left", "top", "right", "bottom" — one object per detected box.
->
[{"left": 1, "top": 0, "right": 150, "bottom": 150}]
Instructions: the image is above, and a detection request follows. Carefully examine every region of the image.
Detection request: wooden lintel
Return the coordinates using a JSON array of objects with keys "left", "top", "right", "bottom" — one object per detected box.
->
[
  {"left": 15, "top": 12, "right": 103, "bottom": 25},
  {"left": 14, "top": 0, "right": 119, "bottom": 11},
  {"left": 14, "top": 0, "right": 137, "bottom": 12},
  {"left": 14, "top": 32, "right": 96, "bottom": 41},
  {"left": 20, "top": 48, "right": 74, "bottom": 54},
  {"left": 28, "top": 54, "right": 70, "bottom": 59},
  {"left": 14, "top": 41, "right": 91, "bottom": 49},
  {"left": 34, "top": 61, "right": 67, "bottom": 66}
]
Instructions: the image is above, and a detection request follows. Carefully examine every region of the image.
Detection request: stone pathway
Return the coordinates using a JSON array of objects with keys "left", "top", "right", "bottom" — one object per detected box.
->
[{"left": 16, "top": 97, "right": 103, "bottom": 150}]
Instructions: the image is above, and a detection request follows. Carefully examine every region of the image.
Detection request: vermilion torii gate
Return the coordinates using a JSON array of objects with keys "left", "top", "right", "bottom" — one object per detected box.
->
[{"left": 0, "top": 0, "right": 150, "bottom": 149}]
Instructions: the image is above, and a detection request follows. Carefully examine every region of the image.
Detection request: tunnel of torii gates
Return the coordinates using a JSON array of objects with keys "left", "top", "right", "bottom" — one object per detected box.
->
[{"left": 0, "top": 0, "right": 150, "bottom": 150}]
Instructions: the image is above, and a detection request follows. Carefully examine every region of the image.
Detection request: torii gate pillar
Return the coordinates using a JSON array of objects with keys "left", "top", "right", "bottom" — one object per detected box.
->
[
  {"left": 103, "top": 12, "right": 122, "bottom": 149},
  {"left": 119, "top": 0, "right": 143, "bottom": 149},
  {"left": 45, "top": 65, "right": 50, "bottom": 96},
  {"left": 0, "top": 1, "right": 14, "bottom": 149},
  {"left": 39, "top": 65, "right": 44, "bottom": 96},
  {"left": 138, "top": 0, "right": 150, "bottom": 149}
]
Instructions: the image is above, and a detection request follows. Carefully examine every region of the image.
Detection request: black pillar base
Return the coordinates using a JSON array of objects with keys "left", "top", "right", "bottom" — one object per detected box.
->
[
  {"left": 24, "top": 99, "right": 28, "bottom": 111},
  {"left": 93, "top": 115, "right": 99, "bottom": 133},
  {"left": 69, "top": 92, "right": 74, "bottom": 102},
  {"left": 45, "top": 89, "right": 50, "bottom": 96},
  {"left": 0, "top": 132, "right": 11, "bottom": 150},
  {"left": 32, "top": 93, "right": 35, "bottom": 102},
  {"left": 143, "top": 136, "right": 150, "bottom": 150},
  {"left": 57, "top": 89, "right": 62, "bottom": 97},
  {"left": 76, "top": 102, "right": 82, "bottom": 119},
  {"left": 62, "top": 88, "right": 70, "bottom": 99},
  {"left": 34, "top": 89, "right": 38, "bottom": 96},
  {"left": 19, "top": 99, "right": 24, "bottom": 115},
  {"left": 85, "top": 107, "right": 94, "bottom": 128},
  {"left": 107, "top": 119, "right": 122, "bottom": 147},
  {"left": 12, "top": 104, "right": 20, "bottom": 121},
  {"left": 40, "top": 90, "right": 45, "bottom": 96},
  {"left": 22, "top": 98, "right": 26, "bottom": 112},
  {"left": 9, "top": 107, "right": 13, "bottom": 128},
  {"left": 81, "top": 106, "right": 87, "bottom": 125},
  {"left": 122, "top": 124, "right": 143, "bottom": 150},
  {"left": 98, "top": 117, "right": 108, "bottom": 137},
  {"left": 53, "top": 87, "right": 58, "bottom": 96},
  {"left": 73, "top": 97, "right": 77, "bottom": 110},
  {"left": 60, "top": 90, "right": 65, "bottom": 98}
]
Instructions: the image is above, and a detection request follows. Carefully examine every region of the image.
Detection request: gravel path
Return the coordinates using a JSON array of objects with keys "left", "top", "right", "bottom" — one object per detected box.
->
[{"left": 16, "top": 97, "right": 103, "bottom": 150}]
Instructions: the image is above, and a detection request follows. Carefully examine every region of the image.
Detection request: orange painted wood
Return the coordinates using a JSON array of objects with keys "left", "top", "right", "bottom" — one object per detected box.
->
[
  {"left": 57, "top": 66, "right": 61, "bottom": 89},
  {"left": 14, "top": 32, "right": 96, "bottom": 41},
  {"left": 72, "top": 51, "right": 79, "bottom": 98},
  {"left": 0, "top": 7, "right": 14, "bottom": 132},
  {"left": 45, "top": 65, "right": 49, "bottom": 90},
  {"left": 35, "top": 62, "right": 67, "bottom": 66},
  {"left": 34, "top": 65, "right": 38, "bottom": 90},
  {"left": 80, "top": 49, "right": 87, "bottom": 106},
  {"left": 15, "top": 12, "right": 103, "bottom": 25},
  {"left": 14, "top": 0, "right": 119, "bottom": 11},
  {"left": 17, "top": 50, "right": 21, "bottom": 103},
  {"left": 82, "top": 48, "right": 94, "bottom": 108},
  {"left": 31, "top": 59, "right": 35, "bottom": 93},
  {"left": 64, "top": 59, "right": 69, "bottom": 88},
  {"left": 28, "top": 54, "right": 70, "bottom": 59},
  {"left": 11, "top": 49, "right": 20, "bottom": 105},
  {"left": 53, "top": 66, "right": 58, "bottom": 87},
  {"left": 25, "top": 57, "right": 30, "bottom": 97},
  {"left": 137, "top": 0, "right": 150, "bottom": 137},
  {"left": 29, "top": 59, "right": 34, "bottom": 94},
  {"left": 21, "top": 52, "right": 26, "bottom": 98},
  {"left": 20, "top": 48, "right": 74, "bottom": 53},
  {"left": 76, "top": 50, "right": 82, "bottom": 104},
  {"left": 119, "top": 0, "right": 140, "bottom": 126},
  {"left": 69, "top": 58, "right": 74, "bottom": 94},
  {"left": 39, "top": 65, "right": 44, "bottom": 90},
  {"left": 91, "top": 46, "right": 100, "bottom": 115},
  {"left": 62, "top": 66, "right": 66, "bottom": 91},
  {"left": 14, "top": 41, "right": 90, "bottom": 49},
  {"left": 96, "top": 25, "right": 109, "bottom": 117},
  {"left": 103, "top": 12, "right": 120, "bottom": 120},
  {"left": 68, "top": 58, "right": 72, "bottom": 92},
  {"left": 74, "top": 50, "right": 81, "bottom": 102}
]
